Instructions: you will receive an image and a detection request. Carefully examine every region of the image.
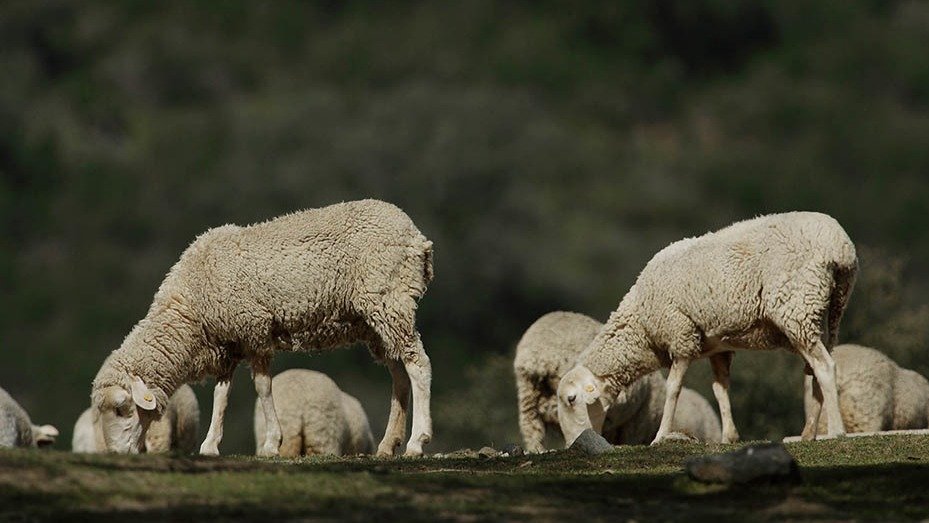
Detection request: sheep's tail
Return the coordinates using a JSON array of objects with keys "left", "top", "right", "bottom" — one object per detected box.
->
[
  {"left": 421, "top": 239, "right": 434, "bottom": 287},
  {"left": 826, "top": 256, "right": 858, "bottom": 350}
]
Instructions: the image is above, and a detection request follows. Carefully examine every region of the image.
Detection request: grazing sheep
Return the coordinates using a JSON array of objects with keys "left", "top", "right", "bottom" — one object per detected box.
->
[
  {"left": 803, "top": 344, "right": 929, "bottom": 434},
  {"left": 73, "top": 384, "right": 200, "bottom": 454},
  {"left": 91, "top": 199, "right": 434, "bottom": 457},
  {"left": 0, "top": 386, "right": 58, "bottom": 448},
  {"left": 254, "top": 369, "right": 375, "bottom": 457},
  {"left": 557, "top": 212, "right": 857, "bottom": 447},
  {"left": 515, "top": 311, "right": 720, "bottom": 452}
]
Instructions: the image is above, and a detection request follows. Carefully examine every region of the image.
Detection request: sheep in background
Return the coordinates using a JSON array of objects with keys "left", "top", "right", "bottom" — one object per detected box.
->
[
  {"left": 514, "top": 311, "right": 720, "bottom": 452},
  {"left": 557, "top": 212, "right": 857, "bottom": 447},
  {"left": 601, "top": 371, "right": 721, "bottom": 445},
  {"left": 0, "top": 386, "right": 58, "bottom": 448},
  {"left": 90, "top": 199, "right": 434, "bottom": 457},
  {"left": 254, "top": 369, "right": 375, "bottom": 457},
  {"left": 804, "top": 344, "right": 929, "bottom": 434},
  {"left": 73, "top": 384, "right": 200, "bottom": 454}
]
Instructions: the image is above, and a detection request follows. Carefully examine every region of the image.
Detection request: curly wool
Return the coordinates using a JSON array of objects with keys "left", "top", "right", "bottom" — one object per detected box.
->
[
  {"left": 91, "top": 199, "right": 432, "bottom": 450},
  {"left": 804, "top": 344, "right": 929, "bottom": 433},
  {"left": 254, "top": 369, "right": 375, "bottom": 457},
  {"left": 73, "top": 384, "right": 200, "bottom": 453},
  {"left": 514, "top": 312, "right": 720, "bottom": 451}
]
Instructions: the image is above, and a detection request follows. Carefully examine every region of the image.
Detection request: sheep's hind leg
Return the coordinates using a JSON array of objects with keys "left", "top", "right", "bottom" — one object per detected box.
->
[
  {"left": 401, "top": 333, "right": 432, "bottom": 457},
  {"left": 800, "top": 369, "right": 824, "bottom": 440},
  {"left": 377, "top": 359, "right": 410, "bottom": 456},
  {"left": 710, "top": 352, "right": 740, "bottom": 443},
  {"left": 252, "top": 358, "right": 282, "bottom": 457},
  {"left": 800, "top": 341, "right": 844, "bottom": 438},
  {"left": 652, "top": 358, "right": 691, "bottom": 445},
  {"left": 200, "top": 379, "right": 232, "bottom": 456}
]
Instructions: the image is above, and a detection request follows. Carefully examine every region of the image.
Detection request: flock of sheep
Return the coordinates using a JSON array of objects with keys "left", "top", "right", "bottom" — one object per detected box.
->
[{"left": 2, "top": 199, "right": 927, "bottom": 457}]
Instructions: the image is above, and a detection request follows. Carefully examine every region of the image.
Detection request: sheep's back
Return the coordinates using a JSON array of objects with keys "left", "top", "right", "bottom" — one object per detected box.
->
[
  {"left": 634, "top": 212, "right": 854, "bottom": 344},
  {"left": 513, "top": 311, "right": 601, "bottom": 387},
  {"left": 254, "top": 369, "right": 346, "bottom": 456}
]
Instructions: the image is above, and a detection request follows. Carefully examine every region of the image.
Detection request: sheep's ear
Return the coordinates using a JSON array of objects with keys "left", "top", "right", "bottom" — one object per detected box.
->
[
  {"left": 581, "top": 375, "right": 603, "bottom": 405},
  {"left": 130, "top": 376, "right": 157, "bottom": 411}
]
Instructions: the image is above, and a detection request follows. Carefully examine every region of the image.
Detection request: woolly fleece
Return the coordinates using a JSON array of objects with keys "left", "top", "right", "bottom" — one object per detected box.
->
[{"left": 254, "top": 369, "right": 375, "bottom": 457}]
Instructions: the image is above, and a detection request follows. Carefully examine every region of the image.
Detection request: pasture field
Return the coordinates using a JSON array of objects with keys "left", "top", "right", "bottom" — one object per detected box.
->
[{"left": 2, "top": 435, "right": 928, "bottom": 521}]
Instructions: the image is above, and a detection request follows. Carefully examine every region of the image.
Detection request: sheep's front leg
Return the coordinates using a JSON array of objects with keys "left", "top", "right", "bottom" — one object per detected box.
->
[
  {"left": 377, "top": 359, "right": 410, "bottom": 456},
  {"left": 710, "top": 352, "right": 740, "bottom": 443},
  {"left": 200, "top": 379, "right": 232, "bottom": 456},
  {"left": 652, "top": 358, "right": 690, "bottom": 445},
  {"left": 252, "top": 360, "right": 282, "bottom": 458},
  {"left": 402, "top": 336, "right": 432, "bottom": 457}
]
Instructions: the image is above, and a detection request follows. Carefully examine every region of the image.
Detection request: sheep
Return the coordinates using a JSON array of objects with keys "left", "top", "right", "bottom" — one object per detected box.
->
[
  {"left": 557, "top": 212, "right": 857, "bottom": 447},
  {"left": 0, "top": 386, "right": 58, "bottom": 448},
  {"left": 600, "top": 372, "right": 721, "bottom": 445},
  {"left": 254, "top": 369, "right": 375, "bottom": 457},
  {"left": 73, "top": 384, "right": 200, "bottom": 453},
  {"left": 90, "top": 199, "right": 434, "bottom": 457},
  {"left": 514, "top": 311, "right": 720, "bottom": 452},
  {"left": 803, "top": 344, "right": 929, "bottom": 434}
]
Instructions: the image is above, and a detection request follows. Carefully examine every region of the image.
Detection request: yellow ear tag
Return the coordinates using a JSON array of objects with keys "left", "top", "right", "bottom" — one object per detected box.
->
[
  {"left": 144, "top": 394, "right": 154, "bottom": 402},
  {"left": 584, "top": 384, "right": 595, "bottom": 393}
]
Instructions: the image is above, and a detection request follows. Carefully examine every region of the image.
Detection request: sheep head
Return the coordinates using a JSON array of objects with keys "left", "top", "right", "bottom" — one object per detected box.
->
[
  {"left": 31, "top": 424, "right": 59, "bottom": 448},
  {"left": 557, "top": 365, "right": 606, "bottom": 446},
  {"left": 92, "top": 375, "right": 160, "bottom": 453}
]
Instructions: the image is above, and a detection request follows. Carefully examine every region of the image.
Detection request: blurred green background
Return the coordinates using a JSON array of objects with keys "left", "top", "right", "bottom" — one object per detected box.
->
[{"left": 2, "top": 0, "right": 928, "bottom": 453}]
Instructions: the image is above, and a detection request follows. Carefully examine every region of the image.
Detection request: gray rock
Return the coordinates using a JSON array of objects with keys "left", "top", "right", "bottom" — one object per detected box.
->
[
  {"left": 569, "top": 428, "right": 614, "bottom": 456},
  {"left": 442, "top": 448, "right": 479, "bottom": 459},
  {"left": 685, "top": 442, "right": 801, "bottom": 484},
  {"left": 501, "top": 443, "right": 524, "bottom": 457},
  {"left": 478, "top": 446, "right": 500, "bottom": 459},
  {"left": 662, "top": 431, "right": 698, "bottom": 443}
]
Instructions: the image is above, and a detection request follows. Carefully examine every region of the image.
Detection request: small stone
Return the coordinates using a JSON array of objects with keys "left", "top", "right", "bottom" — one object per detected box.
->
[
  {"left": 662, "top": 431, "right": 699, "bottom": 443},
  {"left": 501, "top": 443, "right": 525, "bottom": 457},
  {"left": 478, "top": 446, "right": 500, "bottom": 459},
  {"left": 444, "top": 448, "right": 479, "bottom": 459},
  {"left": 684, "top": 442, "right": 801, "bottom": 484},
  {"left": 569, "top": 428, "right": 614, "bottom": 456}
]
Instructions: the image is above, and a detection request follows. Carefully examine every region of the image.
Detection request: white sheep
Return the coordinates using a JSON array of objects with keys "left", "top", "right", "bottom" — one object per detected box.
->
[
  {"left": 601, "top": 372, "right": 721, "bottom": 445},
  {"left": 557, "top": 212, "right": 858, "bottom": 447},
  {"left": 803, "top": 344, "right": 929, "bottom": 434},
  {"left": 254, "top": 369, "right": 375, "bottom": 457},
  {"left": 514, "top": 311, "right": 720, "bottom": 452},
  {"left": 73, "top": 384, "right": 200, "bottom": 453},
  {"left": 0, "top": 386, "right": 58, "bottom": 448},
  {"left": 90, "top": 199, "right": 434, "bottom": 457}
]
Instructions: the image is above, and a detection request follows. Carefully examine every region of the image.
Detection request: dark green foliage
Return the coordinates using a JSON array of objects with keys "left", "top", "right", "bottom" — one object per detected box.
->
[{"left": 0, "top": 1, "right": 927, "bottom": 454}]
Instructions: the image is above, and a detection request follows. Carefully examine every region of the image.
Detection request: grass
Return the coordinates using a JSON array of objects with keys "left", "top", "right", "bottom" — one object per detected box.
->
[{"left": 2, "top": 435, "right": 929, "bottom": 521}]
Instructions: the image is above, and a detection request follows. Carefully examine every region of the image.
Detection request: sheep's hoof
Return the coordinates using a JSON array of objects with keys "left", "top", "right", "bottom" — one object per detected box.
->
[
  {"left": 722, "top": 432, "right": 741, "bottom": 444},
  {"left": 376, "top": 438, "right": 402, "bottom": 457},
  {"left": 404, "top": 444, "right": 424, "bottom": 457},
  {"left": 199, "top": 445, "right": 220, "bottom": 456},
  {"left": 257, "top": 445, "right": 280, "bottom": 458}
]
